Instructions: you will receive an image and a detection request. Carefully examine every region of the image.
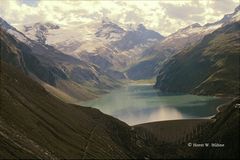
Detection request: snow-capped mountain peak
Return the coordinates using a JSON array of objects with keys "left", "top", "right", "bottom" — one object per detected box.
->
[
  {"left": 95, "top": 18, "right": 126, "bottom": 41},
  {"left": 152, "top": 5, "right": 240, "bottom": 58}
]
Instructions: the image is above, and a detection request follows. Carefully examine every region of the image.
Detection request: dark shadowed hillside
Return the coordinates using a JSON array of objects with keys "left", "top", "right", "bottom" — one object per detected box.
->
[
  {"left": 155, "top": 21, "right": 240, "bottom": 96},
  {"left": 197, "top": 97, "right": 240, "bottom": 159},
  {"left": 137, "top": 97, "right": 240, "bottom": 159},
  {"left": 0, "top": 61, "right": 160, "bottom": 159}
]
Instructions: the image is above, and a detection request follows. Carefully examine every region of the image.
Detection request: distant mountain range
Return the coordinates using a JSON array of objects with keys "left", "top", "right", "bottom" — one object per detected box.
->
[
  {"left": 21, "top": 18, "right": 164, "bottom": 79},
  {"left": 1, "top": 5, "right": 239, "bottom": 96},
  {"left": 0, "top": 17, "right": 120, "bottom": 103}
]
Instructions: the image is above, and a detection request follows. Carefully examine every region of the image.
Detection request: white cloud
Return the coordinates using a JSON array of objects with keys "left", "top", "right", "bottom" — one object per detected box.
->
[{"left": 0, "top": 0, "right": 239, "bottom": 36}]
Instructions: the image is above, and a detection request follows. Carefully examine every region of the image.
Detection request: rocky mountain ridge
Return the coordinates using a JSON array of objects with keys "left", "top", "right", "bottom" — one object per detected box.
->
[{"left": 126, "top": 5, "right": 240, "bottom": 80}]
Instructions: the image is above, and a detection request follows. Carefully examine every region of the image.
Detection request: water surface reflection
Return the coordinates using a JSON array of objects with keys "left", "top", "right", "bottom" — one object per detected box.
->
[{"left": 81, "top": 84, "right": 227, "bottom": 125}]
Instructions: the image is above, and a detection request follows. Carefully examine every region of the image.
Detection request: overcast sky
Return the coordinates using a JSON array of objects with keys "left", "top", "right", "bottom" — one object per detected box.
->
[{"left": 0, "top": 0, "right": 239, "bottom": 36}]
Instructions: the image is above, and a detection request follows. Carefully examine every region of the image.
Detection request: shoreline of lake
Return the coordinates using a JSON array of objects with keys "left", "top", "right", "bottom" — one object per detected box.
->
[{"left": 81, "top": 84, "right": 228, "bottom": 125}]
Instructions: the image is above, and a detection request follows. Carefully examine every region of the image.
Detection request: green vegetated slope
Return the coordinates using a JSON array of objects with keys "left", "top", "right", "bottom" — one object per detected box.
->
[
  {"left": 155, "top": 21, "right": 240, "bottom": 96},
  {"left": 0, "top": 61, "right": 159, "bottom": 159}
]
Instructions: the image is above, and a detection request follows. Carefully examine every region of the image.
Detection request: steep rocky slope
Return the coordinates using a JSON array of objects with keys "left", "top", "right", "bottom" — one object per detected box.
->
[{"left": 155, "top": 21, "right": 240, "bottom": 96}]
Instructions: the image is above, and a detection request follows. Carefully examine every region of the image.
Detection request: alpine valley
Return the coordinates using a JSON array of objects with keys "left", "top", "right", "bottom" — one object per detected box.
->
[{"left": 0, "top": 3, "right": 239, "bottom": 159}]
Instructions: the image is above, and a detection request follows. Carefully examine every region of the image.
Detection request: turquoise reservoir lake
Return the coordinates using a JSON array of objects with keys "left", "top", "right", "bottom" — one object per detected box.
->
[{"left": 81, "top": 84, "right": 227, "bottom": 125}]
